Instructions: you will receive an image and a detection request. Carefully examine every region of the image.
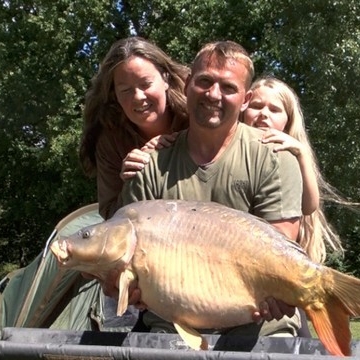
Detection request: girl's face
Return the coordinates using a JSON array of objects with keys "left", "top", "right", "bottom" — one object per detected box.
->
[
  {"left": 114, "top": 56, "right": 170, "bottom": 137},
  {"left": 243, "top": 86, "right": 288, "bottom": 131}
]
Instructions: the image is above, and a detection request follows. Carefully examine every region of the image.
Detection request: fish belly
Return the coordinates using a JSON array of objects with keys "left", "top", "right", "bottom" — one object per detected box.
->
[
  {"left": 128, "top": 203, "right": 290, "bottom": 329},
  {"left": 135, "top": 241, "right": 259, "bottom": 329}
]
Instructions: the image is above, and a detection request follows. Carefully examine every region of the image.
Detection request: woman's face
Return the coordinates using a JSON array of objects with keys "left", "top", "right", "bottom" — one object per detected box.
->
[
  {"left": 114, "top": 56, "right": 170, "bottom": 136},
  {"left": 243, "top": 86, "right": 288, "bottom": 131}
]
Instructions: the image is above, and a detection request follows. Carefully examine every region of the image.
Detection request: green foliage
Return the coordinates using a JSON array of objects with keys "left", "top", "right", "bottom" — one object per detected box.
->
[
  {"left": 0, "top": 0, "right": 121, "bottom": 265},
  {"left": 0, "top": 263, "right": 19, "bottom": 280},
  {"left": 308, "top": 319, "right": 360, "bottom": 339},
  {"left": 0, "top": 0, "right": 359, "bottom": 273}
]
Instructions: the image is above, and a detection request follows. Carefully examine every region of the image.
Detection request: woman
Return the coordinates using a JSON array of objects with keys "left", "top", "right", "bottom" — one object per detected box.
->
[
  {"left": 242, "top": 77, "right": 345, "bottom": 263},
  {"left": 79, "top": 36, "right": 189, "bottom": 220}
]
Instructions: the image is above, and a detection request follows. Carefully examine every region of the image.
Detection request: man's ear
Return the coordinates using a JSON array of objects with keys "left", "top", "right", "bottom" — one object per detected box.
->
[{"left": 241, "top": 90, "right": 253, "bottom": 112}]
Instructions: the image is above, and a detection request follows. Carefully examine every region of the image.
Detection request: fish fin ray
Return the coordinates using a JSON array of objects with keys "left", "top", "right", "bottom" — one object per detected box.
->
[
  {"left": 121, "top": 219, "right": 137, "bottom": 265},
  {"left": 117, "top": 269, "right": 135, "bottom": 316},
  {"left": 306, "top": 297, "right": 351, "bottom": 356},
  {"left": 330, "top": 269, "right": 360, "bottom": 316},
  {"left": 173, "top": 322, "right": 208, "bottom": 350}
]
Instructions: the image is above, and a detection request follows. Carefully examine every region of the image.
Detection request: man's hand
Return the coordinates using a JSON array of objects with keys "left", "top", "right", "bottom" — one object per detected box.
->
[{"left": 252, "top": 297, "right": 296, "bottom": 323}]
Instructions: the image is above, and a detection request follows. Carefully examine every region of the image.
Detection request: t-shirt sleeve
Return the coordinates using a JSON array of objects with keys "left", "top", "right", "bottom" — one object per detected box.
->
[{"left": 253, "top": 149, "right": 303, "bottom": 221}]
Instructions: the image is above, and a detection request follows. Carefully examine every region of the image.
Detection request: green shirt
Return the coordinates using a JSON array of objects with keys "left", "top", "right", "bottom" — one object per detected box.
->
[{"left": 121, "top": 123, "right": 302, "bottom": 222}]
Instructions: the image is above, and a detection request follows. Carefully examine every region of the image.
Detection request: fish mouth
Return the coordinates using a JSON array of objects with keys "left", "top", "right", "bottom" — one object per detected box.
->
[{"left": 50, "top": 239, "right": 71, "bottom": 265}]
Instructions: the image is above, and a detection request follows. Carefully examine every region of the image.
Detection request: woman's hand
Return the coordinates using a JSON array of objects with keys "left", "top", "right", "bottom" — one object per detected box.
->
[
  {"left": 120, "top": 149, "right": 150, "bottom": 181},
  {"left": 141, "top": 132, "right": 179, "bottom": 151},
  {"left": 120, "top": 133, "right": 179, "bottom": 181}
]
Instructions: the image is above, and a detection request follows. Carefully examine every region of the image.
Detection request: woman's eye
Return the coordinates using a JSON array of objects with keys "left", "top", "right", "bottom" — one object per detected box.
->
[
  {"left": 140, "top": 82, "right": 152, "bottom": 90},
  {"left": 115, "top": 84, "right": 131, "bottom": 94},
  {"left": 270, "top": 106, "right": 282, "bottom": 113},
  {"left": 119, "top": 88, "right": 131, "bottom": 93}
]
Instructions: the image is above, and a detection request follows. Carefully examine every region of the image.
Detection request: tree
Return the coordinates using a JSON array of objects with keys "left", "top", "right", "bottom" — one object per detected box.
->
[
  {"left": 0, "top": 0, "right": 359, "bottom": 275},
  {"left": 0, "top": 0, "right": 129, "bottom": 269}
]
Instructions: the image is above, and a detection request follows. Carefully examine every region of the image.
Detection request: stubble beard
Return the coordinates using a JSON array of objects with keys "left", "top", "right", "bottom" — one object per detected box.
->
[{"left": 193, "top": 109, "right": 223, "bottom": 129}]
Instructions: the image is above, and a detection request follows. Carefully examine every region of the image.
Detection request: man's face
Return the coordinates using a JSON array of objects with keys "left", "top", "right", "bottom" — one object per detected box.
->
[{"left": 185, "top": 56, "right": 251, "bottom": 129}]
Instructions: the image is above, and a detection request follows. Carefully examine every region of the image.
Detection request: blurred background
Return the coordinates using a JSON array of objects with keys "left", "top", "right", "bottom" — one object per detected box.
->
[{"left": 0, "top": 0, "right": 359, "bottom": 276}]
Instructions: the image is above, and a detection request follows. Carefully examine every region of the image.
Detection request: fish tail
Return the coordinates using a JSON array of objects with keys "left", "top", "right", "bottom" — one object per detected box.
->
[
  {"left": 306, "top": 297, "right": 350, "bottom": 356},
  {"left": 330, "top": 269, "right": 360, "bottom": 316},
  {"left": 306, "top": 269, "right": 360, "bottom": 357}
]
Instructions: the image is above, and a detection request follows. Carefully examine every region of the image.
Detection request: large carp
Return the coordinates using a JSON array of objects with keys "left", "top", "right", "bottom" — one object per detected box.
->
[{"left": 50, "top": 200, "right": 360, "bottom": 356}]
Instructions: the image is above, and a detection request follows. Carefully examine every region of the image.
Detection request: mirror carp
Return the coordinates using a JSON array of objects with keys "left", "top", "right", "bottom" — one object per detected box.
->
[{"left": 51, "top": 200, "right": 360, "bottom": 356}]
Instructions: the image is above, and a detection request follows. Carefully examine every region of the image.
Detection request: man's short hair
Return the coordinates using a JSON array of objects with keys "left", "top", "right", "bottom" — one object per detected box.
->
[{"left": 192, "top": 41, "right": 255, "bottom": 89}]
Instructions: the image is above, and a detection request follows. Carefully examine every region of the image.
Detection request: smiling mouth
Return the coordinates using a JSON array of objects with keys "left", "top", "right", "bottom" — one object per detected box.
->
[
  {"left": 203, "top": 103, "right": 221, "bottom": 110},
  {"left": 203, "top": 104, "right": 222, "bottom": 116},
  {"left": 134, "top": 104, "right": 151, "bottom": 113}
]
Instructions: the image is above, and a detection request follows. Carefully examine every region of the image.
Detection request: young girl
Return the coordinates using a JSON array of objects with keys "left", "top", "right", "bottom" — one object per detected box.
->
[{"left": 243, "top": 77, "right": 345, "bottom": 263}]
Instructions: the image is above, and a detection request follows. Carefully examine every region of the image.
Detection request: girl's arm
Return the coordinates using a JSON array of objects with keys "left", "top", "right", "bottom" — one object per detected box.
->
[
  {"left": 296, "top": 148, "right": 320, "bottom": 215},
  {"left": 261, "top": 129, "right": 319, "bottom": 215}
]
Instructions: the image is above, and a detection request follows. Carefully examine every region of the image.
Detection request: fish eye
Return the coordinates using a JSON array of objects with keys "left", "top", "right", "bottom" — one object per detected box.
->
[{"left": 82, "top": 230, "right": 91, "bottom": 239}]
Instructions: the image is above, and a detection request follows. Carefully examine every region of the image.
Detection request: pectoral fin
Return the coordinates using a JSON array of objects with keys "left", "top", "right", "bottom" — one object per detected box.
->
[
  {"left": 174, "top": 322, "right": 208, "bottom": 350},
  {"left": 122, "top": 219, "right": 137, "bottom": 265},
  {"left": 117, "top": 269, "right": 136, "bottom": 316}
]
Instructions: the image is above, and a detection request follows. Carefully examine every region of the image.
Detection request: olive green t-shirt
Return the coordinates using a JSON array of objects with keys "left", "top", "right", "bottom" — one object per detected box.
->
[{"left": 121, "top": 123, "right": 302, "bottom": 221}]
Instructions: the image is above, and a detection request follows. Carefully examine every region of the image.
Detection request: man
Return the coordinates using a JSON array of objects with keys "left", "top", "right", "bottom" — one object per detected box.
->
[{"left": 115, "top": 40, "right": 304, "bottom": 337}]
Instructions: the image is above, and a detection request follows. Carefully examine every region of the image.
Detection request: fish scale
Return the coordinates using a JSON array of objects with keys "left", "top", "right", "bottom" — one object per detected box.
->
[{"left": 130, "top": 206, "right": 272, "bottom": 328}]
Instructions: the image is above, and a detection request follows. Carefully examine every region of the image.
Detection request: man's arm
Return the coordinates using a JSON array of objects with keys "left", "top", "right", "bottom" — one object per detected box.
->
[{"left": 252, "top": 147, "right": 302, "bottom": 323}]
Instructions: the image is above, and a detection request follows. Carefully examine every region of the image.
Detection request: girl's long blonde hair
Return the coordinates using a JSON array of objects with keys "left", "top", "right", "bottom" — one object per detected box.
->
[{"left": 247, "top": 77, "right": 355, "bottom": 263}]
